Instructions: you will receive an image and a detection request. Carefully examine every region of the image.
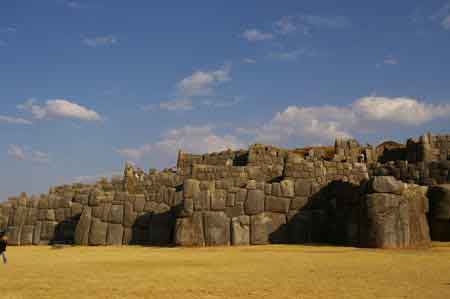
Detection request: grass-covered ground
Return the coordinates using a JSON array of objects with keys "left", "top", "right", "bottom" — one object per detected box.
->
[{"left": 1, "top": 244, "right": 450, "bottom": 299}]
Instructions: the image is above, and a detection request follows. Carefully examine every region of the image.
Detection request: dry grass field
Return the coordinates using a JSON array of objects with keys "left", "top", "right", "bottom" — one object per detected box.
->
[{"left": 1, "top": 244, "right": 450, "bottom": 299}]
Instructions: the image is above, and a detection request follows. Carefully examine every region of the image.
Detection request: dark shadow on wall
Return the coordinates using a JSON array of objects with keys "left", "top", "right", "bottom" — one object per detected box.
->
[
  {"left": 130, "top": 210, "right": 176, "bottom": 246},
  {"left": 52, "top": 214, "right": 81, "bottom": 245},
  {"left": 269, "top": 180, "right": 365, "bottom": 247}
]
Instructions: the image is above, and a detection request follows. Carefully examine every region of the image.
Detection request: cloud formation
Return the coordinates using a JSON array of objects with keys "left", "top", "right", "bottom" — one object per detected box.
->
[
  {"left": 18, "top": 99, "right": 101, "bottom": 121},
  {"left": 0, "top": 115, "right": 32, "bottom": 125},
  {"left": 239, "top": 96, "right": 450, "bottom": 146},
  {"left": 7, "top": 145, "right": 50, "bottom": 163},
  {"left": 242, "top": 29, "right": 274, "bottom": 42},
  {"left": 177, "top": 64, "right": 231, "bottom": 96},
  {"left": 82, "top": 35, "right": 118, "bottom": 47},
  {"left": 116, "top": 125, "right": 245, "bottom": 166},
  {"left": 159, "top": 99, "right": 193, "bottom": 111}
]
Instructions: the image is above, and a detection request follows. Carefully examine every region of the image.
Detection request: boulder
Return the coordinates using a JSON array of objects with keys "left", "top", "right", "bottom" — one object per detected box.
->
[
  {"left": 231, "top": 216, "right": 250, "bottom": 246},
  {"left": 203, "top": 212, "right": 230, "bottom": 246},
  {"left": 370, "top": 176, "right": 405, "bottom": 195},
  {"left": 174, "top": 212, "right": 204, "bottom": 246},
  {"left": 245, "top": 189, "right": 265, "bottom": 215}
]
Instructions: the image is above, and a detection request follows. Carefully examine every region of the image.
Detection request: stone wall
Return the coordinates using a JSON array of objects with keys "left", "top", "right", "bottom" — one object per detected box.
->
[
  {"left": 2, "top": 133, "right": 450, "bottom": 249},
  {"left": 407, "top": 133, "right": 450, "bottom": 163}
]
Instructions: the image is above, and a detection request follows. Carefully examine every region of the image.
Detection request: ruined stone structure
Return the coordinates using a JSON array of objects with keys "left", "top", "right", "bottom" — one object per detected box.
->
[{"left": 1, "top": 133, "right": 450, "bottom": 248}]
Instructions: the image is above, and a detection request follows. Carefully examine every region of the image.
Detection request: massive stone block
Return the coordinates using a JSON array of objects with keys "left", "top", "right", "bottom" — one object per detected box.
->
[
  {"left": 295, "top": 179, "right": 313, "bottom": 197},
  {"left": 362, "top": 188, "right": 430, "bottom": 249},
  {"left": 123, "top": 202, "right": 137, "bottom": 228},
  {"left": 268, "top": 213, "right": 288, "bottom": 243},
  {"left": 7, "top": 226, "right": 21, "bottom": 245},
  {"left": 231, "top": 216, "right": 250, "bottom": 246},
  {"left": 370, "top": 176, "right": 405, "bottom": 195},
  {"left": 245, "top": 189, "right": 265, "bottom": 215},
  {"left": 107, "top": 223, "right": 124, "bottom": 246},
  {"left": 280, "top": 180, "right": 295, "bottom": 198},
  {"left": 134, "top": 194, "right": 146, "bottom": 213},
  {"left": 40, "top": 221, "right": 57, "bottom": 241},
  {"left": 108, "top": 205, "right": 124, "bottom": 224},
  {"left": 184, "top": 179, "right": 200, "bottom": 198},
  {"left": 74, "top": 207, "right": 92, "bottom": 245},
  {"left": 211, "top": 190, "right": 226, "bottom": 211},
  {"left": 193, "top": 190, "right": 211, "bottom": 211},
  {"left": 174, "top": 212, "right": 204, "bottom": 246},
  {"left": 89, "top": 219, "right": 108, "bottom": 245},
  {"left": 203, "top": 212, "right": 230, "bottom": 246},
  {"left": 21, "top": 225, "right": 34, "bottom": 245},
  {"left": 265, "top": 196, "right": 290, "bottom": 214},
  {"left": 33, "top": 222, "right": 41, "bottom": 245},
  {"left": 250, "top": 213, "right": 272, "bottom": 245}
]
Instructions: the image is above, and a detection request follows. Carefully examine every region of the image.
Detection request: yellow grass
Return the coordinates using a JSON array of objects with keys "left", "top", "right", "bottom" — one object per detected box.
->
[{"left": 2, "top": 244, "right": 450, "bottom": 299}]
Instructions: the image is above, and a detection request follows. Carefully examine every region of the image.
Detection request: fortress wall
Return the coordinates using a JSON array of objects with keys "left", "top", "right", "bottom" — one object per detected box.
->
[
  {"left": 406, "top": 133, "right": 450, "bottom": 163},
  {"left": 176, "top": 149, "right": 249, "bottom": 176},
  {"left": 370, "top": 160, "right": 450, "bottom": 186},
  {"left": 175, "top": 161, "right": 370, "bottom": 247}
]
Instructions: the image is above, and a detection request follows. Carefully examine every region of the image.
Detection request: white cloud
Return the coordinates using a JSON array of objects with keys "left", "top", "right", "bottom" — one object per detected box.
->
[
  {"left": 250, "top": 105, "right": 355, "bottom": 146},
  {"left": 18, "top": 99, "right": 101, "bottom": 121},
  {"left": 159, "top": 99, "right": 193, "bottom": 111},
  {"left": 383, "top": 56, "right": 398, "bottom": 65},
  {"left": 0, "top": 115, "right": 32, "bottom": 125},
  {"left": 8, "top": 145, "right": 26, "bottom": 160},
  {"left": 353, "top": 96, "right": 450, "bottom": 125},
  {"left": 242, "top": 29, "right": 274, "bottom": 42},
  {"left": 116, "top": 144, "right": 152, "bottom": 161},
  {"left": 116, "top": 125, "right": 245, "bottom": 166},
  {"left": 7, "top": 145, "right": 49, "bottom": 163},
  {"left": 442, "top": 15, "right": 450, "bottom": 30},
  {"left": 202, "top": 97, "right": 241, "bottom": 108},
  {"left": 177, "top": 65, "right": 231, "bottom": 96},
  {"left": 274, "top": 16, "right": 297, "bottom": 34},
  {"left": 243, "top": 58, "right": 256, "bottom": 64},
  {"left": 431, "top": 3, "right": 450, "bottom": 30},
  {"left": 238, "top": 96, "right": 450, "bottom": 147},
  {"left": 82, "top": 35, "right": 118, "bottom": 47}
]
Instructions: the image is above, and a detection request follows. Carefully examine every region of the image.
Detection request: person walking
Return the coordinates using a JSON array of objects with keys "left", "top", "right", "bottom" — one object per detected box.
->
[{"left": 0, "top": 232, "right": 8, "bottom": 264}]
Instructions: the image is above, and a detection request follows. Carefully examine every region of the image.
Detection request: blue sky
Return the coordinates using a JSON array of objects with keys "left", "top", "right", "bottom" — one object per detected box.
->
[{"left": 1, "top": 0, "right": 450, "bottom": 199}]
